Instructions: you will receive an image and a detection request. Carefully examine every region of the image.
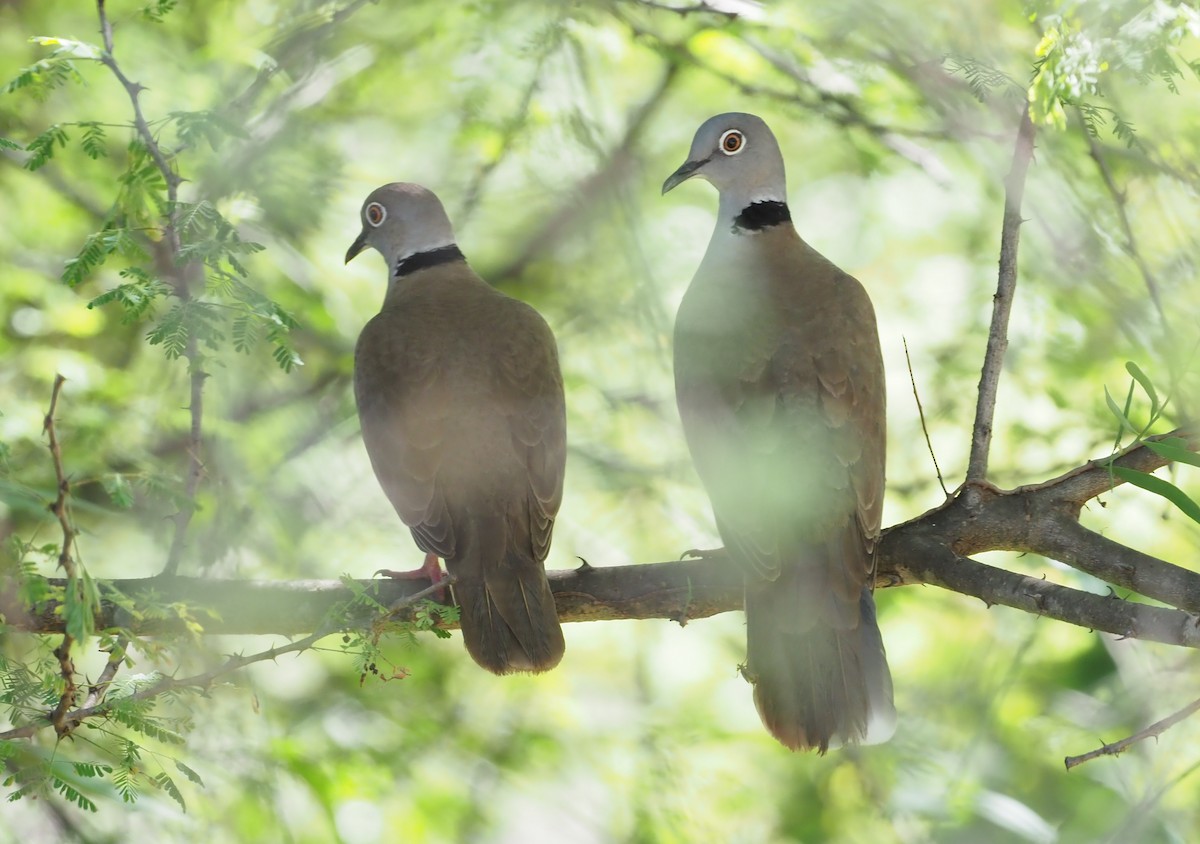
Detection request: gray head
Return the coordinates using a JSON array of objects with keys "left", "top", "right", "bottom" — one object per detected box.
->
[
  {"left": 662, "top": 113, "right": 788, "bottom": 219},
  {"left": 345, "top": 182, "right": 457, "bottom": 267}
]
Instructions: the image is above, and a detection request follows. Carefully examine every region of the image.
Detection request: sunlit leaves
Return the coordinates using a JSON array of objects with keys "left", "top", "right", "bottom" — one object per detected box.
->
[
  {"left": 3, "top": 58, "right": 81, "bottom": 101},
  {"left": 29, "top": 36, "right": 103, "bottom": 59},
  {"left": 141, "top": 0, "right": 180, "bottom": 23},
  {"left": 1028, "top": 4, "right": 1198, "bottom": 134}
]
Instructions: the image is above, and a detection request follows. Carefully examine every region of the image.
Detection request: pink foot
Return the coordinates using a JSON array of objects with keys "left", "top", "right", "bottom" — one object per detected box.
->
[{"left": 376, "top": 552, "right": 448, "bottom": 602}]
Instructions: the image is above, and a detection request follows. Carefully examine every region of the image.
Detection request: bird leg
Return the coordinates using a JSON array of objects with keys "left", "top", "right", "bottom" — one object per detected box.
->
[
  {"left": 681, "top": 547, "right": 725, "bottom": 561},
  {"left": 376, "top": 552, "right": 448, "bottom": 602}
]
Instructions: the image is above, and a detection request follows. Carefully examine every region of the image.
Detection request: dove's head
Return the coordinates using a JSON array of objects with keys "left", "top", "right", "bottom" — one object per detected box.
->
[
  {"left": 662, "top": 113, "right": 787, "bottom": 213},
  {"left": 345, "top": 182, "right": 457, "bottom": 267}
]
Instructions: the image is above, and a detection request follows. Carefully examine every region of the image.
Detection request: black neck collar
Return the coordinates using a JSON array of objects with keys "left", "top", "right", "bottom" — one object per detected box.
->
[
  {"left": 395, "top": 244, "right": 465, "bottom": 277},
  {"left": 732, "top": 201, "right": 792, "bottom": 232}
]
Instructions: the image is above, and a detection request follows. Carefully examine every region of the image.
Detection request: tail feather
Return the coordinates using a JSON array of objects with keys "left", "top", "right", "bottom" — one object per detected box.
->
[
  {"left": 448, "top": 517, "right": 564, "bottom": 675},
  {"left": 746, "top": 580, "right": 894, "bottom": 753}
]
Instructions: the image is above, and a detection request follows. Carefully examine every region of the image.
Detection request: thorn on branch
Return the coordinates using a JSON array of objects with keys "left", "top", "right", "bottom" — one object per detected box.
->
[{"left": 1065, "top": 693, "right": 1200, "bottom": 769}]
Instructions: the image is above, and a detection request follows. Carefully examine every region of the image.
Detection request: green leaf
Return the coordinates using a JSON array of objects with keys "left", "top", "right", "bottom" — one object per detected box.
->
[
  {"left": 1144, "top": 439, "right": 1200, "bottom": 469},
  {"left": 29, "top": 36, "right": 102, "bottom": 59},
  {"left": 1104, "top": 386, "right": 1140, "bottom": 435},
  {"left": 0, "top": 137, "right": 22, "bottom": 151},
  {"left": 173, "top": 759, "right": 204, "bottom": 786},
  {"left": 51, "top": 776, "right": 97, "bottom": 812},
  {"left": 101, "top": 473, "right": 134, "bottom": 509},
  {"left": 153, "top": 771, "right": 186, "bottom": 811},
  {"left": 72, "top": 762, "right": 113, "bottom": 778},
  {"left": 63, "top": 567, "right": 99, "bottom": 643},
  {"left": 141, "top": 0, "right": 180, "bottom": 22},
  {"left": 3, "top": 57, "right": 81, "bottom": 99},
  {"left": 1124, "top": 361, "right": 1159, "bottom": 418},
  {"left": 88, "top": 271, "right": 171, "bottom": 322},
  {"left": 145, "top": 304, "right": 193, "bottom": 359},
  {"left": 79, "top": 122, "right": 108, "bottom": 159},
  {"left": 23, "top": 124, "right": 69, "bottom": 170},
  {"left": 1112, "top": 466, "right": 1200, "bottom": 525}
]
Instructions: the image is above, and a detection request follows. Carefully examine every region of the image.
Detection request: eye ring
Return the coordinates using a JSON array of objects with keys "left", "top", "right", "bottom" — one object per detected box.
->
[
  {"left": 365, "top": 202, "right": 387, "bottom": 227},
  {"left": 719, "top": 129, "right": 745, "bottom": 156}
]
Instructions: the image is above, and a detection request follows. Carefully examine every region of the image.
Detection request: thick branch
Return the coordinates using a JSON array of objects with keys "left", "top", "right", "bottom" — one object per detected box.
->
[
  {"left": 6, "top": 434, "right": 1199, "bottom": 647},
  {"left": 966, "top": 106, "right": 1036, "bottom": 482}
]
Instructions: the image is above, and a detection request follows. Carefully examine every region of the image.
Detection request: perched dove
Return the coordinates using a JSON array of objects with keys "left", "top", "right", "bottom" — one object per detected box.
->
[
  {"left": 663, "top": 114, "right": 895, "bottom": 751},
  {"left": 346, "top": 182, "right": 566, "bottom": 674}
]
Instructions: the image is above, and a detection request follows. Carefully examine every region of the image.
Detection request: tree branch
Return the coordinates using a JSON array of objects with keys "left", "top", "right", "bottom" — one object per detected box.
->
[
  {"left": 0, "top": 580, "right": 445, "bottom": 742},
  {"left": 95, "top": 0, "right": 206, "bottom": 576},
  {"left": 1080, "top": 114, "right": 1167, "bottom": 328},
  {"left": 966, "top": 106, "right": 1036, "bottom": 483},
  {"left": 5, "top": 433, "right": 1199, "bottom": 646},
  {"left": 490, "top": 61, "right": 680, "bottom": 285},
  {"left": 42, "top": 375, "right": 80, "bottom": 737},
  {"left": 1064, "top": 693, "right": 1200, "bottom": 769},
  {"left": 5, "top": 435, "right": 1200, "bottom": 745}
]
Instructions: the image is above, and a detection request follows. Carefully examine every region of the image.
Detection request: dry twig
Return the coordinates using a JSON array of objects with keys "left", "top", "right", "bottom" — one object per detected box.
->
[
  {"left": 966, "top": 106, "right": 1036, "bottom": 483},
  {"left": 1064, "top": 694, "right": 1200, "bottom": 769},
  {"left": 43, "top": 375, "right": 81, "bottom": 738}
]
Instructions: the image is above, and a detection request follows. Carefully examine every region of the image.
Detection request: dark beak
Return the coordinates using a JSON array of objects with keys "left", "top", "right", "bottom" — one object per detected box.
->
[
  {"left": 662, "top": 157, "right": 708, "bottom": 195},
  {"left": 345, "top": 230, "right": 368, "bottom": 264}
]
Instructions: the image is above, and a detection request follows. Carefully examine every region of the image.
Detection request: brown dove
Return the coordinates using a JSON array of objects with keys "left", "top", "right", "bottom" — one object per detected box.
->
[
  {"left": 345, "top": 182, "right": 566, "bottom": 674},
  {"left": 663, "top": 114, "right": 895, "bottom": 751}
]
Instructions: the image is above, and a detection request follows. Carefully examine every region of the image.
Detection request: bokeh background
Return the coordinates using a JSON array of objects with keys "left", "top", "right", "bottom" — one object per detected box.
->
[{"left": 2, "top": 0, "right": 1200, "bottom": 841}]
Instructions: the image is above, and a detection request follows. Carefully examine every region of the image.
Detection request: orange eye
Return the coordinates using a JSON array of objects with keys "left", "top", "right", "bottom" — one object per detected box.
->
[
  {"left": 366, "top": 202, "right": 386, "bottom": 227},
  {"left": 719, "top": 129, "right": 745, "bottom": 155}
]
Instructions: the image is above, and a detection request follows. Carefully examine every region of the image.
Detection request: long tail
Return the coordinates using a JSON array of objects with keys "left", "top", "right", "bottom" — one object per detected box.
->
[
  {"left": 446, "top": 516, "right": 564, "bottom": 675},
  {"left": 745, "top": 572, "right": 895, "bottom": 753}
]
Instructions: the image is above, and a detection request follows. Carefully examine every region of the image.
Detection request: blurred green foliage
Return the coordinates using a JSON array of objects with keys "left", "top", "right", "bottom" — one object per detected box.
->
[{"left": 1, "top": 0, "right": 1199, "bottom": 841}]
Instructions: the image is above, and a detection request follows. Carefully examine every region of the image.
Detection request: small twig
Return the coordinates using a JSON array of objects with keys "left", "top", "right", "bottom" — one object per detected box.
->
[
  {"left": 162, "top": 343, "right": 207, "bottom": 576},
  {"left": 454, "top": 50, "right": 550, "bottom": 227},
  {"left": 2, "top": 580, "right": 451, "bottom": 741},
  {"left": 95, "top": 0, "right": 207, "bottom": 575},
  {"left": 1080, "top": 115, "right": 1167, "bottom": 329},
  {"left": 43, "top": 375, "right": 80, "bottom": 738},
  {"left": 43, "top": 376, "right": 76, "bottom": 580},
  {"left": 81, "top": 635, "right": 129, "bottom": 713},
  {"left": 0, "top": 628, "right": 331, "bottom": 742},
  {"left": 966, "top": 106, "right": 1036, "bottom": 484},
  {"left": 491, "top": 62, "right": 679, "bottom": 285},
  {"left": 1064, "top": 693, "right": 1200, "bottom": 770},
  {"left": 904, "top": 337, "right": 949, "bottom": 496},
  {"left": 386, "top": 577, "right": 455, "bottom": 616},
  {"left": 632, "top": 0, "right": 742, "bottom": 17}
]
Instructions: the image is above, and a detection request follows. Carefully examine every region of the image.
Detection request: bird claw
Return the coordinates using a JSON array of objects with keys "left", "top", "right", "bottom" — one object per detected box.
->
[
  {"left": 681, "top": 547, "right": 723, "bottom": 561},
  {"left": 376, "top": 553, "right": 448, "bottom": 602}
]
